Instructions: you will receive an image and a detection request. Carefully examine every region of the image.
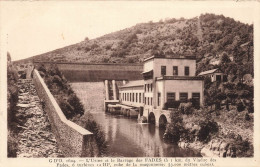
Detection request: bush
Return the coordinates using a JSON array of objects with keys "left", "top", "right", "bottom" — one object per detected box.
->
[
  {"left": 59, "top": 99, "right": 74, "bottom": 118},
  {"left": 8, "top": 131, "right": 18, "bottom": 157},
  {"left": 188, "top": 98, "right": 201, "bottom": 109},
  {"left": 179, "top": 102, "right": 194, "bottom": 115},
  {"left": 52, "top": 75, "right": 63, "bottom": 87},
  {"left": 227, "top": 91, "right": 238, "bottom": 104},
  {"left": 72, "top": 113, "right": 107, "bottom": 155},
  {"left": 164, "top": 110, "right": 185, "bottom": 143},
  {"left": 67, "top": 94, "right": 85, "bottom": 115},
  {"left": 240, "top": 90, "right": 252, "bottom": 99},
  {"left": 38, "top": 64, "right": 47, "bottom": 73},
  {"left": 197, "top": 119, "right": 219, "bottom": 142},
  {"left": 247, "top": 102, "right": 254, "bottom": 113},
  {"left": 7, "top": 61, "right": 19, "bottom": 157},
  {"left": 176, "top": 28, "right": 181, "bottom": 33},
  {"left": 233, "top": 138, "right": 253, "bottom": 157},
  {"left": 245, "top": 113, "right": 250, "bottom": 121},
  {"left": 91, "top": 43, "right": 99, "bottom": 49},
  {"left": 237, "top": 101, "right": 245, "bottom": 112},
  {"left": 163, "top": 100, "right": 181, "bottom": 109}
]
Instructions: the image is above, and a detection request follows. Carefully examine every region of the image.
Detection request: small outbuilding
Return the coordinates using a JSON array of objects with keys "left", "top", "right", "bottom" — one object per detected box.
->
[{"left": 198, "top": 68, "right": 227, "bottom": 82}]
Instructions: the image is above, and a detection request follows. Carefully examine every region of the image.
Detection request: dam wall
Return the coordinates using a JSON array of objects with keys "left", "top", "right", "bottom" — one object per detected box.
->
[
  {"left": 70, "top": 82, "right": 105, "bottom": 112},
  {"left": 33, "top": 62, "right": 143, "bottom": 82}
]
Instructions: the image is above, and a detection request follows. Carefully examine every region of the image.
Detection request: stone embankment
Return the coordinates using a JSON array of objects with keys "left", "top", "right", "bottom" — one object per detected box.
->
[
  {"left": 178, "top": 139, "right": 236, "bottom": 157},
  {"left": 16, "top": 79, "right": 63, "bottom": 157}
]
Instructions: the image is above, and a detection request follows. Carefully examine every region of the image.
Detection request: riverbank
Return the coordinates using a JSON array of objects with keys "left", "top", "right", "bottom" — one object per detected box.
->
[{"left": 166, "top": 107, "right": 253, "bottom": 158}]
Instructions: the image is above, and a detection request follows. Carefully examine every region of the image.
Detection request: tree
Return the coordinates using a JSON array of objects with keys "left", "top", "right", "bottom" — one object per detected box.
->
[
  {"left": 248, "top": 101, "right": 254, "bottom": 113},
  {"left": 176, "top": 28, "right": 181, "bottom": 33},
  {"left": 7, "top": 52, "right": 11, "bottom": 62},
  {"left": 237, "top": 101, "right": 245, "bottom": 112},
  {"left": 220, "top": 52, "right": 231, "bottom": 64},
  {"left": 227, "top": 91, "right": 238, "bottom": 105},
  {"left": 164, "top": 110, "right": 185, "bottom": 143}
]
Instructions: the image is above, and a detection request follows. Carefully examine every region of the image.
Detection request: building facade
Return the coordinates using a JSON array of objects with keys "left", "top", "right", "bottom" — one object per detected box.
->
[
  {"left": 119, "top": 80, "right": 144, "bottom": 108},
  {"left": 142, "top": 56, "right": 204, "bottom": 110},
  {"left": 119, "top": 55, "right": 204, "bottom": 125}
]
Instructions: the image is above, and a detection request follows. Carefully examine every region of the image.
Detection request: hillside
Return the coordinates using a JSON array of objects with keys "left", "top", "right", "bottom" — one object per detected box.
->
[{"left": 19, "top": 13, "right": 253, "bottom": 78}]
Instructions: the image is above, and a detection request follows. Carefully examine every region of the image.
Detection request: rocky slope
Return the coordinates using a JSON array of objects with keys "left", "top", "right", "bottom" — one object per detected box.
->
[{"left": 15, "top": 79, "right": 63, "bottom": 157}]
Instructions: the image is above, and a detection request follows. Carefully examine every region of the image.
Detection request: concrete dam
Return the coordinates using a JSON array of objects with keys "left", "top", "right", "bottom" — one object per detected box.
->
[{"left": 33, "top": 61, "right": 143, "bottom": 82}]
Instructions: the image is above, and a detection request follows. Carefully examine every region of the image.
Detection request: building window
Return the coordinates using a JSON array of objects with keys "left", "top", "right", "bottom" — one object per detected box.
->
[
  {"left": 151, "top": 98, "right": 153, "bottom": 106},
  {"left": 144, "top": 84, "right": 146, "bottom": 92},
  {"left": 173, "top": 66, "right": 178, "bottom": 75},
  {"left": 136, "top": 93, "right": 138, "bottom": 102},
  {"left": 161, "top": 66, "right": 166, "bottom": 76},
  {"left": 145, "top": 97, "right": 146, "bottom": 105},
  {"left": 130, "top": 93, "right": 131, "bottom": 102},
  {"left": 150, "top": 83, "right": 153, "bottom": 92},
  {"left": 192, "top": 93, "right": 200, "bottom": 107},
  {"left": 148, "top": 97, "right": 150, "bottom": 105},
  {"left": 223, "top": 75, "right": 227, "bottom": 82},
  {"left": 185, "top": 66, "right": 189, "bottom": 76},
  {"left": 180, "top": 93, "right": 188, "bottom": 103},
  {"left": 167, "top": 93, "right": 175, "bottom": 103},
  {"left": 139, "top": 93, "right": 141, "bottom": 103},
  {"left": 132, "top": 93, "right": 134, "bottom": 102},
  {"left": 216, "top": 75, "right": 221, "bottom": 82},
  {"left": 148, "top": 84, "right": 150, "bottom": 92},
  {"left": 158, "top": 93, "right": 161, "bottom": 106}
]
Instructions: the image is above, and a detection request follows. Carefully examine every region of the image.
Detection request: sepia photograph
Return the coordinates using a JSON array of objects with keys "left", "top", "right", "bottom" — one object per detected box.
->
[{"left": 1, "top": 1, "right": 259, "bottom": 166}]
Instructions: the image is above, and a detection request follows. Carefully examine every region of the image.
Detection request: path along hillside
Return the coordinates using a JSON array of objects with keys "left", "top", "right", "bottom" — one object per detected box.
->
[{"left": 15, "top": 79, "right": 63, "bottom": 157}]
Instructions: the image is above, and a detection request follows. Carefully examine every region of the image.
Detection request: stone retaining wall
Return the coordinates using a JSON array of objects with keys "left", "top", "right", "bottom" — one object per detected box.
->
[{"left": 33, "top": 69, "right": 98, "bottom": 157}]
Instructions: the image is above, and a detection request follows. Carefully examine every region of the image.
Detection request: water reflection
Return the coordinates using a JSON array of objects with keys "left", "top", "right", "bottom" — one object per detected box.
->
[{"left": 92, "top": 113, "right": 201, "bottom": 157}]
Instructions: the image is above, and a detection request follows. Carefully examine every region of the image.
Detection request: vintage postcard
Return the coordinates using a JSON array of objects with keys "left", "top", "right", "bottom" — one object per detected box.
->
[{"left": 0, "top": 1, "right": 259, "bottom": 167}]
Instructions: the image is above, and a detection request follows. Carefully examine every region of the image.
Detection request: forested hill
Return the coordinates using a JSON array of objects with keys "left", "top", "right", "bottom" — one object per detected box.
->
[{"left": 19, "top": 13, "right": 253, "bottom": 79}]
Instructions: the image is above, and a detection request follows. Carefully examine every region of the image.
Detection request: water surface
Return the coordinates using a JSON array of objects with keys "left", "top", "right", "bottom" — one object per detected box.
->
[{"left": 92, "top": 112, "right": 201, "bottom": 157}]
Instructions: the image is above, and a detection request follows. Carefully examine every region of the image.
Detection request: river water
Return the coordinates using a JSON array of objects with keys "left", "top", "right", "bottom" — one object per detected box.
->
[
  {"left": 93, "top": 113, "right": 201, "bottom": 157},
  {"left": 70, "top": 82, "right": 201, "bottom": 157}
]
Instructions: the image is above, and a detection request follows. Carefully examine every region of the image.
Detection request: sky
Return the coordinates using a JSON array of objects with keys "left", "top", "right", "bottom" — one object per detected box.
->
[{"left": 0, "top": 1, "right": 258, "bottom": 61}]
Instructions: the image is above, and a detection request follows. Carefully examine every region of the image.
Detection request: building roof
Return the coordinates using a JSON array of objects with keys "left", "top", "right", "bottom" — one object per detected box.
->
[
  {"left": 156, "top": 76, "right": 204, "bottom": 81},
  {"left": 120, "top": 80, "right": 144, "bottom": 88},
  {"left": 198, "top": 69, "right": 222, "bottom": 76},
  {"left": 143, "top": 55, "right": 196, "bottom": 62},
  {"left": 240, "top": 42, "right": 250, "bottom": 48}
]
